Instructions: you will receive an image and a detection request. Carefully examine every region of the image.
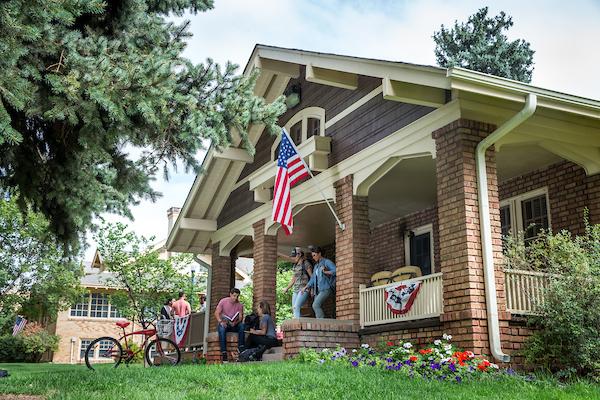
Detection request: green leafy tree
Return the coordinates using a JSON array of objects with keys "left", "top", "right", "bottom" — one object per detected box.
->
[
  {"left": 433, "top": 7, "right": 535, "bottom": 82},
  {"left": 94, "top": 221, "right": 193, "bottom": 324},
  {"left": 0, "top": 196, "right": 82, "bottom": 331},
  {"left": 0, "top": 0, "right": 286, "bottom": 251}
]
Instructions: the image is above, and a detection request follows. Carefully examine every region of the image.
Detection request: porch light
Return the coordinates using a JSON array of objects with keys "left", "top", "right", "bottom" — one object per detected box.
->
[{"left": 284, "top": 84, "right": 301, "bottom": 109}]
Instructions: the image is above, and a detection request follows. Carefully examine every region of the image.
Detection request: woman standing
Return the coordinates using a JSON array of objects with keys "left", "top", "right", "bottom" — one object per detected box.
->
[
  {"left": 301, "top": 246, "right": 336, "bottom": 319},
  {"left": 284, "top": 247, "right": 313, "bottom": 318}
]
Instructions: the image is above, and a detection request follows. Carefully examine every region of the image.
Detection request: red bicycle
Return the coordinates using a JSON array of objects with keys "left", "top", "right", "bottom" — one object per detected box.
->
[{"left": 85, "top": 319, "right": 180, "bottom": 370}]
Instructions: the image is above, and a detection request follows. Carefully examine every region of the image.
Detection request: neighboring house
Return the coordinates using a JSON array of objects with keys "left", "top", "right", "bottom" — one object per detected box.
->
[
  {"left": 166, "top": 45, "right": 600, "bottom": 363},
  {"left": 50, "top": 208, "right": 251, "bottom": 364}
]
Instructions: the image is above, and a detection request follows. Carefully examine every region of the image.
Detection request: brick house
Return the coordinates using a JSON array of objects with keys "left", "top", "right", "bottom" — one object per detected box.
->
[{"left": 166, "top": 45, "right": 600, "bottom": 363}]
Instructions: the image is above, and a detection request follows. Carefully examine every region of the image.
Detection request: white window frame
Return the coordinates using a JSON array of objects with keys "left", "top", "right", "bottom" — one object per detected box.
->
[
  {"left": 69, "top": 292, "right": 123, "bottom": 320},
  {"left": 79, "top": 339, "right": 92, "bottom": 360},
  {"left": 500, "top": 187, "right": 551, "bottom": 239},
  {"left": 271, "top": 107, "right": 326, "bottom": 161},
  {"left": 404, "top": 223, "right": 435, "bottom": 272}
]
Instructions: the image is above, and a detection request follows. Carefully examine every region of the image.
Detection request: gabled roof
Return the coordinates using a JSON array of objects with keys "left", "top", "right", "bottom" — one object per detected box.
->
[{"left": 166, "top": 44, "right": 600, "bottom": 255}]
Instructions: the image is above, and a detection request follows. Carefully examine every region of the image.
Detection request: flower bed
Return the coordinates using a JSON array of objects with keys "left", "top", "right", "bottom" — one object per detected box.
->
[{"left": 296, "top": 334, "right": 507, "bottom": 383}]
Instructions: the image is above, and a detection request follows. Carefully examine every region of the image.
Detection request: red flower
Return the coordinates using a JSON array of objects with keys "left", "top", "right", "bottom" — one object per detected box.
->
[
  {"left": 386, "top": 341, "right": 394, "bottom": 347},
  {"left": 477, "top": 363, "right": 487, "bottom": 371},
  {"left": 482, "top": 359, "right": 491, "bottom": 367},
  {"left": 419, "top": 348, "right": 432, "bottom": 355},
  {"left": 409, "top": 355, "right": 418, "bottom": 362}
]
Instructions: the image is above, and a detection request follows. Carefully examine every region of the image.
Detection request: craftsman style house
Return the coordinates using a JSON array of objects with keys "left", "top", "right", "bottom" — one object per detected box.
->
[{"left": 166, "top": 45, "right": 600, "bottom": 363}]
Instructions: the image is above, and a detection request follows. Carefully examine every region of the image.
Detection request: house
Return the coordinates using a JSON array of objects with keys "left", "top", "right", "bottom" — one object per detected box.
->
[
  {"left": 49, "top": 208, "right": 250, "bottom": 364},
  {"left": 165, "top": 45, "right": 600, "bottom": 363}
]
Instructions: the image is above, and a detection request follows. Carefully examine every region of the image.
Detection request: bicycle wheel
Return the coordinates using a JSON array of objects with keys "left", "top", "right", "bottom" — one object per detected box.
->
[
  {"left": 85, "top": 336, "right": 123, "bottom": 371},
  {"left": 145, "top": 338, "right": 180, "bottom": 366}
]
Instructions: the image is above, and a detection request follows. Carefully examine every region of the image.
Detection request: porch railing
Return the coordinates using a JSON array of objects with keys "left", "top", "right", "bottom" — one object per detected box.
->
[
  {"left": 504, "top": 269, "right": 551, "bottom": 315},
  {"left": 184, "top": 311, "right": 205, "bottom": 348},
  {"left": 359, "top": 273, "right": 443, "bottom": 328}
]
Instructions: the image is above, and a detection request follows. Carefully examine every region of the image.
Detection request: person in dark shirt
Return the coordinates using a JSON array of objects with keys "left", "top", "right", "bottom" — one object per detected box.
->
[{"left": 245, "top": 300, "right": 278, "bottom": 360}]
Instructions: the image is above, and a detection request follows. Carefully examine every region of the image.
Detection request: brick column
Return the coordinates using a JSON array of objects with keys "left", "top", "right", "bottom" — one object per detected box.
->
[
  {"left": 433, "top": 119, "right": 508, "bottom": 357},
  {"left": 209, "top": 243, "right": 233, "bottom": 332},
  {"left": 587, "top": 174, "right": 600, "bottom": 225},
  {"left": 334, "top": 175, "right": 371, "bottom": 322},
  {"left": 252, "top": 220, "right": 277, "bottom": 317}
]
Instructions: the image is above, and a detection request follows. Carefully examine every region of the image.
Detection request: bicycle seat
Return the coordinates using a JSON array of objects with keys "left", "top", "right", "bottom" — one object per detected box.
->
[{"left": 116, "top": 321, "right": 130, "bottom": 329}]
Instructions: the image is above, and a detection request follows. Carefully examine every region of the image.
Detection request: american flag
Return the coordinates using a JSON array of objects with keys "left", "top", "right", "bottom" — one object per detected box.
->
[
  {"left": 12, "top": 315, "right": 27, "bottom": 336},
  {"left": 272, "top": 128, "right": 310, "bottom": 235}
]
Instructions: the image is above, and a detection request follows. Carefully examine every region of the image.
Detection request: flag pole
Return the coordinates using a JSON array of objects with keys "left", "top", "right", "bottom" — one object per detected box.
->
[{"left": 282, "top": 128, "right": 345, "bottom": 231}]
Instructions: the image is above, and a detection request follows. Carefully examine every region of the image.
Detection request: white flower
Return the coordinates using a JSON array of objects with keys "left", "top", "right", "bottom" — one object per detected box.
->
[
  {"left": 403, "top": 342, "right": 413, "bottom": 349},
  {"left": 434, "top": 340, "right": 441, "bottom": 346},
  {"left": 442, "top": 333, "right": 452, "bottom": 341},
  {"left": 444, "top": 344, "right": 452, "bottom": 351},
  {"left": 389, "top": 351, "right": 393, "bottom": 355},
  {"left": 352, "top": 349, "right": 357, "bottom": 353},
  {"left": 446, "top": 350, "right": 453, "bottom": 355},
  {"left": 361, "top": 343, "right": 370, "bottom": 349},
  {"left": 441, "top": 357, "right": 451, "bottom": 364},
  {"left": 491, "top": 363, "right": 499, "bottom": 369}
]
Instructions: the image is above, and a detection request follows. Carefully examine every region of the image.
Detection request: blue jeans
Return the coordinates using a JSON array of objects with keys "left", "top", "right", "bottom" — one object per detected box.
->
[
  {"left": 292, "top": 290, "right": 310, "bottom": 318},
  {"left": 312, "top": 289, "right": 332, "bottom": 318},
  {"left": 217, "top": 322, "right": 245, "bottom": 353}
]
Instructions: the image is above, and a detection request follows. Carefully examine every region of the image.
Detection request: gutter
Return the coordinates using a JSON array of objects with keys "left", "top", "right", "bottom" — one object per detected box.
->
[
  {"left": 476, "top": 93, "right": 537, "bottom": 363},
  {"left": 194, "top": 255, "right": 212, "bottom": 355}
]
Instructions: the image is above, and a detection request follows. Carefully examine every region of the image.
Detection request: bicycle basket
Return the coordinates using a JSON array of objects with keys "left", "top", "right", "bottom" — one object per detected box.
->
[{"left": 156, "top": 319, "right": 174, "bottom": 338}]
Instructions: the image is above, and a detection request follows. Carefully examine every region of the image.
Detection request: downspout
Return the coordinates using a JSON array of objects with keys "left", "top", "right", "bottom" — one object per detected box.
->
[
  {"left": 193, "top": 254, "right": 212, "bottom": 355},
  {"left": 476, "top": 93, "right": 537, "bottom": 362}
]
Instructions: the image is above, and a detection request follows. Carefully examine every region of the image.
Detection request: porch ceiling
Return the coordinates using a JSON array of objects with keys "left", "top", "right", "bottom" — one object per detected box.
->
[
  {"left": 368, "top": 157, "right": 437, "bottom": 228},
  {"left": 276, "top": 203, "right": 336, "bottom": 256}
]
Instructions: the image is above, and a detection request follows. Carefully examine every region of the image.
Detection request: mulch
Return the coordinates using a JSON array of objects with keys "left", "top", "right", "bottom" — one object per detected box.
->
[{"left": 0, "top": 395, "right": 45, "bottom": 400}]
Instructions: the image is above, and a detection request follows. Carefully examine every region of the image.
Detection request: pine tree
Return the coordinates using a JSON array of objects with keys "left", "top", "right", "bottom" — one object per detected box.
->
[
  {"left": 433, "top": 7, "right": 535, "bottom": 83},
  {"left": 0, "top": 1, "right": 285, "bottom": 251}
]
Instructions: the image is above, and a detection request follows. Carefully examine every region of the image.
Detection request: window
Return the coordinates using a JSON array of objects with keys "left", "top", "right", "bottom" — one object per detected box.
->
[
  {"left": 70, "top": 295, "right": 89, "bottom": 317},
  {"left": 69, "top": 293, "right": 121, "bottom": 319},
  {"left": 90, "top": 293, "right": 109, "bottom": 318},
  {"left": 97, "top": 339, "right": 115, "bottom": 359},
  {"left": 80, "top": 339, "right": 92, "bottom": 359},
  {"left": 500, "top": 188, "right": 550, "bottom": 242},
  {"left": 271, "top": 107, "right": 325, "bottom": 161},
  {"left": 404, "top": 224, "right": 434, "bottom": 275}
]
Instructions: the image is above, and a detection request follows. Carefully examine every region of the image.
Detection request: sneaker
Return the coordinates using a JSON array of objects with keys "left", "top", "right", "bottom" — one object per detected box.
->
[{"left": 221, "top": 352, "right": 228, "bottom": 362}]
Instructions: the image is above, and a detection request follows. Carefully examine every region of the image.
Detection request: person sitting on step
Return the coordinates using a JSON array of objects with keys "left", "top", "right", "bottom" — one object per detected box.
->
[
  {"left": 245, "top": 300, "right": 279, "bottom": 361},
  {"left": 215, "top": 288, "right": 245, "bottom": 362}
]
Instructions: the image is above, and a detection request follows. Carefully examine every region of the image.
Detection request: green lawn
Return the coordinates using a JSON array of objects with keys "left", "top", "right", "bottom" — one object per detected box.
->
[{"left": 0, "top": 362, "right": 598, "bottom": 400}]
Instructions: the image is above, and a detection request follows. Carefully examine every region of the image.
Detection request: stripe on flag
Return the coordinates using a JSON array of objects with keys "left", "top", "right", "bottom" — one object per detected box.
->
[
  {"left": 272, "top": 129, "right": 310, "bottom": 235},
  {"left": 12, "top": 315, "right": 27, "bottom": 336}
]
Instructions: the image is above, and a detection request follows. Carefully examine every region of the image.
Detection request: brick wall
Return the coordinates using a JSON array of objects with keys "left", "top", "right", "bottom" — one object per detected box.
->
[
  {"left": 334, "top": 176, "right": 371, "bottom": 321},
  {"left": 252, "top": 220, "right": 278, "bottom": 318},
  {"left": 205, "top": 332, "right": 239, "bottom": 364},
  {"left": 369, "top": 206, "right": 440, "bottom": 275},
  {"left": 209, "top": 243, "right": 233, "bottom": 332},
  {"left": 499, "top": 161, "right": 591, "bottom": 235},
  {"left": 282, "top": 318, "right": 360, "bottom": 358},
  {"left": 433, "top": 119, "right": 508, "bottom": 357}
]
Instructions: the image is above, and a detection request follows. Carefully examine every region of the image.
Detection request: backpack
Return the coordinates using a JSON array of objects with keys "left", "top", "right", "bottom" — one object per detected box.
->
[
  {"left": 244, "top": 313, "right": 260, "bottom": 330},
  {"left": 0, "top": 370, "right": 9, "bottom": 378}
]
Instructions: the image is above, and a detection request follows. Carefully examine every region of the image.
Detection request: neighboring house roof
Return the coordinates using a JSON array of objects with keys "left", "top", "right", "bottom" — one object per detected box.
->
[
  {"left": 80, "top": 272, "right": 116, "bottom": 289},
  {"left": 166, "top": 44, "right": 600, "bottom": 256}
]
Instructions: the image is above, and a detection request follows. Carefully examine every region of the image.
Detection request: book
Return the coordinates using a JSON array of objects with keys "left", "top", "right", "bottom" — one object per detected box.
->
[{"left": 222, "top": 311, "right": 240, "bottom": 325}]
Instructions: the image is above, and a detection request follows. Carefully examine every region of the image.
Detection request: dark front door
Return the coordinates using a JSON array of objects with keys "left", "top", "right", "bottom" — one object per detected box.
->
[{"left": 410, "top": 232, "right": 432, "bottom": 275}]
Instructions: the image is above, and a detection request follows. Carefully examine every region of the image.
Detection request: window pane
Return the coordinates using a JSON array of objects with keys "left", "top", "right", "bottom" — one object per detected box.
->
[
  {"left": 410, "top": 232, "right": 432, "bottom": 275},
  {"left": 500, "top": 205, "right": 511, "bottom": 237},
  {"left": 98, "top": 339, "right": 115, "bottom": 359},
  {"left": 80, "top": 339, "right": 92, "bottom": 359},
  {"left": 306, "top": 118, "right": 320, "bottom": 139},
  {"left": 109, "top": 304, "right": 121, "bottom": 319},
  {"left": 521, "top": 195, "right": 549, "bottom": 240},
  {"left": 90, "top": 293, "right": 109, "bottom": 318},
  {"left": 290, "top": 121, "right": 302, "bottom": 145},
  {"left": 70, "top": 294, "right": 90, "bottom": 317}
]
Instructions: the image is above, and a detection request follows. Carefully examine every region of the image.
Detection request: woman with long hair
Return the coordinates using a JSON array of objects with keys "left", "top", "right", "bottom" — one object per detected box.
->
[
  {"left": 245, "top": 300, "right": 279, "bottom": 360},
  {"left": 284, "top": 247, "right": 313, "bottom": 318}
]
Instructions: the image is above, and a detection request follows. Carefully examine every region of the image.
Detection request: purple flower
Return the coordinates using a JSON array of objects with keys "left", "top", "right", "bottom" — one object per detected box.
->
[
  {"left": 386, "top": 357, "right": 393, "bottom": 363},
  {"left": 368, "top": 361, "right": 376, "bottom": 367},
  {"left": 351, "top": 360, "right": 359, "bottom": 367},
  {"left": 506, "top": 368, "right": 516, "bottom": 376},
  {"left": 404, "top": 360, "right": 412, "bottom": 365},
  {"left": 449, "top": 363, "right": 457, "bottom": 373},
  {"left": 430, "top": 363, "right": 441, "bottom": 370},
  {"left": 455, "top": 376, "right": 462, "bottom": 383}
]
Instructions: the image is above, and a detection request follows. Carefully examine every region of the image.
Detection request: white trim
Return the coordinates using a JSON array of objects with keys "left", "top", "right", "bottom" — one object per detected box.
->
[
  {"left": 403, "top": 223, "right": 435, "bottom": 272},
  {"left": 500, "top": 187, "right": 551, "bottom": 239},
  {"left": 271, "top": 107, "right": 326, "bottom": 161}
]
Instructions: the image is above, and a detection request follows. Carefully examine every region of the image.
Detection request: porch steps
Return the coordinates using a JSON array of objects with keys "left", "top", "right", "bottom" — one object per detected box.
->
[{"left": 261, "top": 346, "right": 284, "bottom": 362}]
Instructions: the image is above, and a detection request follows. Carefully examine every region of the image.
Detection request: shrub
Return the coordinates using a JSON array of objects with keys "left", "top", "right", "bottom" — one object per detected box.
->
[
  {"left": 296, "top": 335, "right": 504, "bottom": 383},
  {"left": 0, "top": 335, "right": 27, "bottom": 362},
  {"left": 20, "top": 322, "right": 59, "bottom": 362},
  {"left": 508, "top": 216, "right": 600, "bottom": 380}
]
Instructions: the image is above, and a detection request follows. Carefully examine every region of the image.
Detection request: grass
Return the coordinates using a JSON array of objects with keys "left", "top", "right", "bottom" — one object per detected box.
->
[{"left": 0, "top": 362, "right": 599, "bottom": 400}]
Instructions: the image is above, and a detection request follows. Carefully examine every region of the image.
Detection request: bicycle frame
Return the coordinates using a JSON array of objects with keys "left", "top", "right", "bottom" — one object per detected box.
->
[{"left": 117, "top": 325, "right": 157, "bottom": 361}]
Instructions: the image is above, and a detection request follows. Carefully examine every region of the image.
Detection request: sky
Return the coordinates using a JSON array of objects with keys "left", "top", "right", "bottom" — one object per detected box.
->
[{"left": 83, "top": 0, "right": 600, "bottom": 260}]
